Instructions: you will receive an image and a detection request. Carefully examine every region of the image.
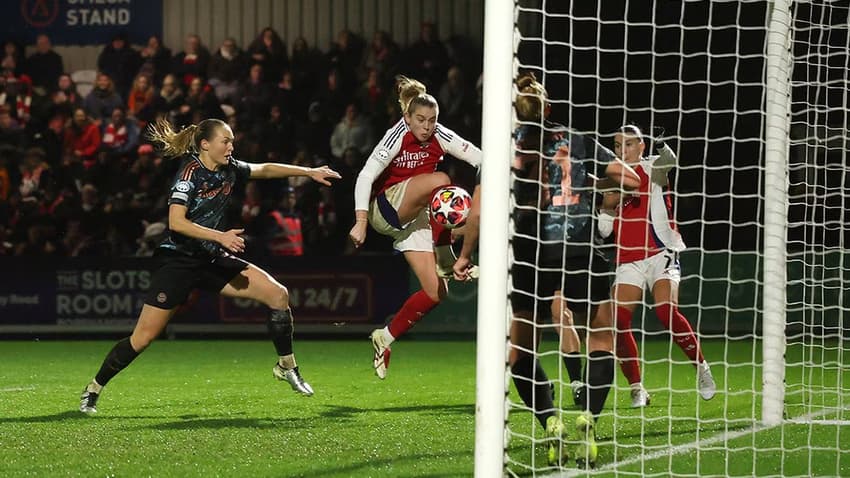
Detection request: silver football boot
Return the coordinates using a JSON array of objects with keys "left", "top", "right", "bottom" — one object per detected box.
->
[
  {"left": 79, "top": 387, "right": 100, "bottom": 413},
  {"left": 273, "top": 364, "right": 314, "bottom": 396}
]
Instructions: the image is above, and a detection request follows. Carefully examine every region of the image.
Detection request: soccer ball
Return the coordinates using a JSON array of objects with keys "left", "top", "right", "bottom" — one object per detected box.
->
[{"left": 429, "top": 185, "right": 472, "bottom": 229}]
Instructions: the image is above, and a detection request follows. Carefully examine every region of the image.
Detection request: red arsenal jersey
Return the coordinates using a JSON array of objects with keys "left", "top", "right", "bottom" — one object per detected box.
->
[
  {"left": 354, "top": 118, "right": 482, "bottom": 211},
  {"left": 613, "top": 158, "right": 685, "bottom": 264}
]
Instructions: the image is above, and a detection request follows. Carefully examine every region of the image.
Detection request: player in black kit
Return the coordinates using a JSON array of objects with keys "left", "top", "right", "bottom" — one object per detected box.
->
[{"left": 79, "top": 117, "right": 340, "bottom": 413}]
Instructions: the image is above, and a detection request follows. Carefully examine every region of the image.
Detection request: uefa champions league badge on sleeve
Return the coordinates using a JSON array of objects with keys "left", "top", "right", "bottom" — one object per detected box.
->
[{"left": 175, "top": 181, "right": 192, "bottom": 192}]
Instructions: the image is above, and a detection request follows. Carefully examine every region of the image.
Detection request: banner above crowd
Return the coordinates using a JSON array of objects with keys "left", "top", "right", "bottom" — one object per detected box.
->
[
  {"left": 9, "top": 0, "right": 162, "bottom": 45},
  {"left": 0, "top": 255, "right": 411, "bottom": 333}
]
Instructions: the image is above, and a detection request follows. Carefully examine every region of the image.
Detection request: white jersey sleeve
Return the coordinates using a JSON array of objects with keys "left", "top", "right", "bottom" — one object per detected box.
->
[
  {"left": 354, "top": 118, "right": 407, "bottom": 211},
  {"left": 641, "top": 154, "right": 686, "bottom": 252},
  {"left": 434, "top": 123, "right": 482, "bottom": 169}
]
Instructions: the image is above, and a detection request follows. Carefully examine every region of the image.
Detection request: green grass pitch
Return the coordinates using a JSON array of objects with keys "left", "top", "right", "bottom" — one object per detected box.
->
[{"left": 0, "top": 339, "right": 847, "bottom": 477}]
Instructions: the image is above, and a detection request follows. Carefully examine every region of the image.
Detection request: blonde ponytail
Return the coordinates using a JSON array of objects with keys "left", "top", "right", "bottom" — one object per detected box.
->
[
  {"left": 396, "top": 75, "right": 427, "bottom": 114},
  {"left": 147, "top": 118, "right": 227, "bottom": 157},
  {"left": 148, "top": 118, "right": 198, "bottom": 157}
]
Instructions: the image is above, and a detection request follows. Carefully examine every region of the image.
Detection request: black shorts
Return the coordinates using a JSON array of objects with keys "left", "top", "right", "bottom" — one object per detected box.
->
[
  {"left": 510, "top": 237, "right": 612, "bottom": 321},
  {"left": 144, "top": 249, "right": 249, "bottom": 309}
]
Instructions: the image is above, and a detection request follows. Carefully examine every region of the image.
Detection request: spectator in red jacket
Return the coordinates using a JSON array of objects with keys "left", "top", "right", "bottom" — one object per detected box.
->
[{"left": 63, "top": 107, "right": 101, "bottom": 170}]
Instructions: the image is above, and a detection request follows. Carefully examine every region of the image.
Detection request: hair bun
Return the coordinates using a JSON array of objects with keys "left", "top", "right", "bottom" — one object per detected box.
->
[{"left": 516, "top": 72, "right": 537, "bottom": 89}]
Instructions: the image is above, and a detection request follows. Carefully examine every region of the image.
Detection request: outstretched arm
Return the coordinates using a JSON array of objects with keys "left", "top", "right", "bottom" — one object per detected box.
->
[{"left": 248, "top": 163, "right": 341, "bottom": 185}]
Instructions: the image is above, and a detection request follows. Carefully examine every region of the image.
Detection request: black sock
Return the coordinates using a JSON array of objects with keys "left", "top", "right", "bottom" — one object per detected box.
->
[
  {"left": 94, "top": 337, "right": 140, "bottom": 387},
  {"left": 585, "top": 350, "right": 615, "bottom": 419},
  {"left": 563, "top": 352, "right": 583, "bottom": 383},
  {"left": 268, "top": 309, "right": 294, "bottom": 356},
  {"left": 511, "top": 355, "right": 555, "bottom": 428}
]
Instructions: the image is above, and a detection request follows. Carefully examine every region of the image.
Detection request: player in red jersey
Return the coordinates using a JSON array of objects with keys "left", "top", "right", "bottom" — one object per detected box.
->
[
  {"left": 599, "top": 125, "right": 716, "bottom": 407},
  {"left": 349, "top": 76, "right": 482, "bottom": 379}
]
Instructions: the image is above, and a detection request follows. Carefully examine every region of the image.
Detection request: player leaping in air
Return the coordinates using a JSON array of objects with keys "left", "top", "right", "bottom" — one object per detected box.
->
[{"left": 349, "top": 76, "right": 482, "bottom": 380}]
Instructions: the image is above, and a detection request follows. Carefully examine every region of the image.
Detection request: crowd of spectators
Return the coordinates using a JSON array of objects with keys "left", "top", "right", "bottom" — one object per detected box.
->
[{"left": 0, "top": 24, "right": 483, "bottom": 259}]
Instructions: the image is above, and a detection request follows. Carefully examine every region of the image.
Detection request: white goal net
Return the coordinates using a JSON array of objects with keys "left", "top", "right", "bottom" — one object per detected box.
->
[{"left": 475, "top": 1, "right": 850, "bottom": 477}]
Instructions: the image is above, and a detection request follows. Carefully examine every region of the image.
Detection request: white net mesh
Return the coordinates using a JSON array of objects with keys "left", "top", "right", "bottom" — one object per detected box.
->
[
  {"left": 502, "top": 1, "right": 850, "bottom": 476},
  {"left": 784, "top": 0, "right": 849, "bottom": 434}
]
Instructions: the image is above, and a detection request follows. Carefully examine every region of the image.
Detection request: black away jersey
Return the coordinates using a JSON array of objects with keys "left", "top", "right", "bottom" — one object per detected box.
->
[{"left": 159, "top": 154, "right": 252, "bottom": 257}]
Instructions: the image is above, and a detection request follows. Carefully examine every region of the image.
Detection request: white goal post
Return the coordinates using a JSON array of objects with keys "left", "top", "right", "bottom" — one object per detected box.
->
[
  {"left": 761, "top": 0, "right": 792, "bottom": 427},
  {"left": 476, "top": 0, "right": 849, "bottom": 476},
  {"left": 474, "top": 1, "right": 514, "bottom": 477}
]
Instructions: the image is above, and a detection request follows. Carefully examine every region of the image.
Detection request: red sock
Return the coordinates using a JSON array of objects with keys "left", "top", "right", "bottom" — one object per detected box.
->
[
  {"left": 655, "top": 303, "right": 704, "bottom": 365},
  {"left": 387, "top": 290, "right": 440, "bottom": 339},
  {"left": 429, "top": 187, "right": 453, "bottom": 247},
  {"left": 615, "top": 306, "right": 642, "bottom": 384}
]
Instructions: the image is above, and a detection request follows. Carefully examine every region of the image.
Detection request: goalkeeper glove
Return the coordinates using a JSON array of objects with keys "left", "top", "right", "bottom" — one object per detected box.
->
[{"left": 653, "top": 126, "right": 667, "bottom": 151}]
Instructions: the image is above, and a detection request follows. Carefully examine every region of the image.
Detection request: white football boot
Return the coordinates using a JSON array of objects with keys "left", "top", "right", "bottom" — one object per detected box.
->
[
  {"left": 630, "top": 383, "right": 651, "bottom": 408},
  {"left": 371, "top": 329, "right": 392, "bottom": 379},
  {"left": 697, "top": 360, "right": 717, "bottom": 400}
]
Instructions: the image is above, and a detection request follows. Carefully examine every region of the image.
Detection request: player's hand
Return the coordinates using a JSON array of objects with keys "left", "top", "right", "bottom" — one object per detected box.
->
[
  {"left": 652, "top": 126, "right": 667, "bottom": 150},
  {"left": 452, "top": 256, "right": 475, "bottom": 282},
  {"left": 309, "top": 166, "right": 342, "bottom": 186},
  {"left": 219, "top": 228, "right": 246, "bottom": 253},
  {"left": 450, "top": 223, "right": 468, "bottom": 240},
  {"left": 349, "top": 221, "right": 367, "bottom": 248}
]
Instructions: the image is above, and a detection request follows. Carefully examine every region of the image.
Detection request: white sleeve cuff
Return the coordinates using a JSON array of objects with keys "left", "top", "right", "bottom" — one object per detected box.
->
[{"left": 597, "top": 212, "right": 614, "bottom": 238}]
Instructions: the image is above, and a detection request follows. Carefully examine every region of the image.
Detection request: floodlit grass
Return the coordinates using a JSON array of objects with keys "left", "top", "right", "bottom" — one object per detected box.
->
[
  {"left": 506, "top": 341, "right": 850, "bottom": 477},
  {"left": 0, "top": 340, "right": 476, "bottom": 477},
  {"left": 0, "top": 339, "right": 847, "bottom": 477}
]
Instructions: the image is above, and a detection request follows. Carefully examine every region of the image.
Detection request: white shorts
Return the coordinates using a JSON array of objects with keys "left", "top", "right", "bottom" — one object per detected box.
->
[
  {"left": 369, "top": 179, "right": 433, "bottom": 253},
  {"left": 614, "top": 250, "right": 681, "bottom": 289}
]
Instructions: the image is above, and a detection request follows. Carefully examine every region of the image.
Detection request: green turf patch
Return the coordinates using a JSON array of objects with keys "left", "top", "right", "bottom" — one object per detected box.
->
[
  {"left": 0, "top": 340, "right": 476, "bottom": 477},
  {"left": 0, "top": 339, "right": 847, "bottom": 476}
]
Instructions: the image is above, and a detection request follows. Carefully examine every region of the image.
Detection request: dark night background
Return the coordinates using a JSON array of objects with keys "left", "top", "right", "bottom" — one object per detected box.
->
[{"left": 516, "top": 0, "right": 849, "bottom": 253}]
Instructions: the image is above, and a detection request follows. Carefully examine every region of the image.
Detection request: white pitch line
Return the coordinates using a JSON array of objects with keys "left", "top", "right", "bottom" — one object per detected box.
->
[
  {"left": 787, "top": 419, "right": 850, "bottom": 426},
  {"left": 542, "top": 407, "right": 844, "bottom": 478},
  {"left": 0, "top": 386, "right": 35, "bottom": 392}
]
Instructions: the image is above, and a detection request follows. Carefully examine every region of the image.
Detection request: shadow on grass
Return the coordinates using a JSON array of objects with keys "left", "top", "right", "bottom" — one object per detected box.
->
[
  {"left": 0, "top": 403, "right": 473, "bottom": 434},
  {"left": 319, "top": 403, "right": 474, "bottom": 419},
  {"left": 0, "top": 411, "right": 163, "bottom": 423},
  {"left": 304, "top": 450, "right": 473, "bottom": 478},
  {"left": 146, "top": 415, "right": 317, "bottom": 430},
  {"left": 143, "top": 403, "right": 474, "bottom": 430},
  {"left": 144, "top": 404, "right": 475, "bottom": 430}
]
